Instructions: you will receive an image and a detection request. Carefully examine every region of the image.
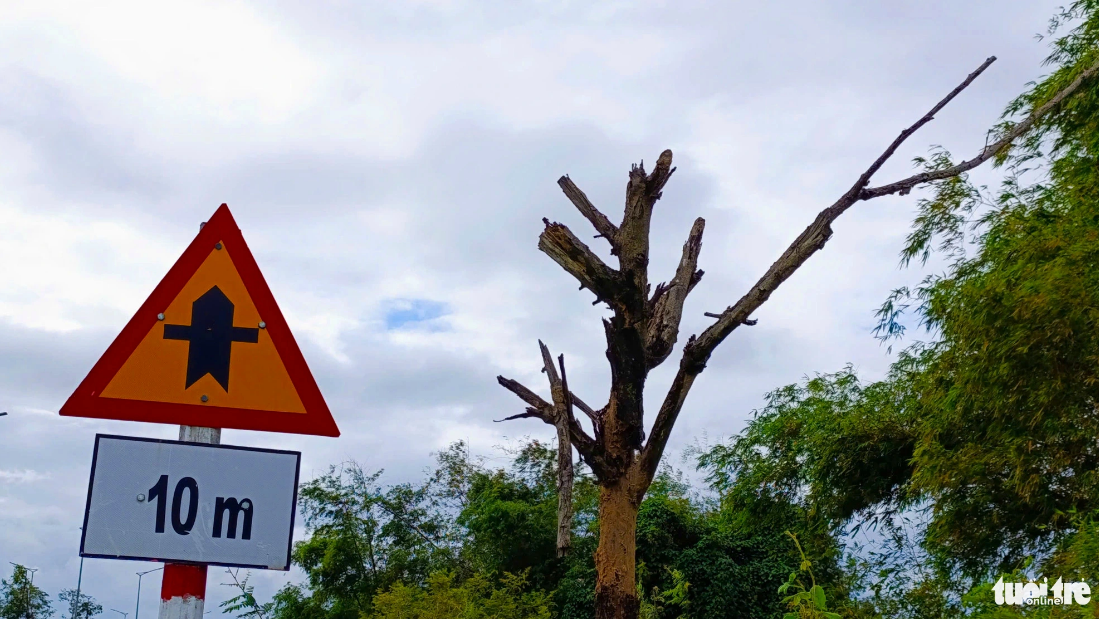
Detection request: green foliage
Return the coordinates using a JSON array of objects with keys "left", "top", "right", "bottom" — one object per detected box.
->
[
  {"left": 0, "top": 564, "right": 52, "bottom": 619},
  {"left": 777, "top": 533, "right": 841, "bottom": 619},
  {"left": 870, "top": 0, "right": 1099, "bottom": 574},
  {"left": 696, "top": 364, "right": 919, "bottom": 531},
  {"left": 457, "top": 461, "right": 559, "bottom": 588},
  {"left": 221, "top": 569, "right": 274, "bottom": 619},
  {"left": 228, "top": 437, "right": 849, "bottom": 619},
  {"left": 695, "top": 2, "right": 1099, "bottom": 614},
  {"left": 57, "top": 589, "right": 100, "bottom": 619},
  {"left": 639, "top": 568, "right": 690, "bottom": 619},
  {"left": 271, "top": 460, "right": 460, "bottom": 618},
  {"left": 368, "top": 571, "right": 552, "bottom": 619}
]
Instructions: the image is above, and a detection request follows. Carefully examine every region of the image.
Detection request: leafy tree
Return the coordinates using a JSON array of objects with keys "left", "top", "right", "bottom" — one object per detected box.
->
[
  {"left": 458, "top": 440, "right": 599, "bottom": 592},
  {"left": 876, "top": 0, "right": 1099, "bottom": 577},
  {"left": 270, "top": 461, "right": 459, "bottom": 618},
  {"left": 57, "top": 590, "right": 99, "bottom": 619},
  {"left": 0, "top": 564, "right": 52, "bottom": 619},
  {"left": 368, "top": 571, "right": 552, "bottom": 619}
]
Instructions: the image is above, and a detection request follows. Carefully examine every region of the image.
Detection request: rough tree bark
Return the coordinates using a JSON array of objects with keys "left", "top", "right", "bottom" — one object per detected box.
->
[
  {"left": 496, "top": 341, "right": 601, "bottom": 557},
  {"left": 496, "top": 55, "right": 1099, "bottom": 619}
]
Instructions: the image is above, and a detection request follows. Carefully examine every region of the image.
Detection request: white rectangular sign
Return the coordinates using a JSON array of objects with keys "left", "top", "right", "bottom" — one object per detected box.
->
[{"left": 80, "top": 434, "right": 300, "bottom": 570}]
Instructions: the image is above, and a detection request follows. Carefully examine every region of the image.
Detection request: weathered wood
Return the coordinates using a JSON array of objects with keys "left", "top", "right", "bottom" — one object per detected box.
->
[
  {"left": 496, "top": 52, "right": 1097, "bottom": 619},
  {"left": 558, "top": 175, "right": 620, "bottom": 252},
  {"left": 645, "top": 217, "right": 705, "bottom": 368},
  {"left": 554, "top": 352, "right": 575, "bottom": 557},
  {"left": 538, "top": 222, "right": 624, "bottom": 309}
]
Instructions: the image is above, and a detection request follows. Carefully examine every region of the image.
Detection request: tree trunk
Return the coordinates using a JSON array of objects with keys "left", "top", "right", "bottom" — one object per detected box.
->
[
  {"left": 554, "top": 418, "right": 574, "bottom": 557},
  {"left": 594, "top": 479, "right": 640, "bottom": 619}
]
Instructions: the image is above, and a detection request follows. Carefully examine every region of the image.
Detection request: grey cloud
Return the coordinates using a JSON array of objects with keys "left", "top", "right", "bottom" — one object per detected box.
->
[{"left": 0, "top": 69, "right": 172, "bottom": 205}]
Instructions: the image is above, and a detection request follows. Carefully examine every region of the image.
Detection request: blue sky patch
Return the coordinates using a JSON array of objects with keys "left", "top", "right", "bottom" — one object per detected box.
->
[{"left": 383, "top": 299, "right": 451, "bottom": 330}]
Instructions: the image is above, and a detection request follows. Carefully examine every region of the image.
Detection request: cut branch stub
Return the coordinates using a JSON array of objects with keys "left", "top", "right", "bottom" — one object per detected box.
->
[
  {"left": 559, "top": 175, "right": 620, "bottom": 253},
  {"left": 538, "top": 221, "right": 625, "bottom": 309},
  {"left": 617, "top": 149, "right": 677, "bottom": 316},
  {"left": 496, "top": 372, "right": 609, "bottom": 478}
]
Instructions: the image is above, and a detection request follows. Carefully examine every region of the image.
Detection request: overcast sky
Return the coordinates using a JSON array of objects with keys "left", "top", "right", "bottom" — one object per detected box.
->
[{"left": 0, "top": 0, "right": 1066, "bottom": 615}]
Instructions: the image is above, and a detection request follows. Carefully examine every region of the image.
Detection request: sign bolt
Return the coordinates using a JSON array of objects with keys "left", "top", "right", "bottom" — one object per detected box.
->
[
  {"left": 157, "top": 313, "right": 165, "bottom": 321},
  {"left": 136, "top": 493, "right": 145, "bottom": 502},
  {"left": 201, "top": 395, "right": 209, "bottom": 403},
  {"left": 215, "top": 242, "right": 223, "bottom": 250},
  {"left": 258, "top": 321, "right": 266, "bottom": 329}
]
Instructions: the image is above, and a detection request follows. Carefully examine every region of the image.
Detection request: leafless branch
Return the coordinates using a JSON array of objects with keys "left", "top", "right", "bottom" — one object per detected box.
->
[
  {"left": 496, "top": 374, "right": 606, "bottom": 476},
  {"left": 645, "top": 217, "right": 705, "bottom": 367},
  {"left": 538, "top": 220, "right": 624, "bottom": 308},
  {"left": 685, "top": 56, "right": 1003, "bottom": 370},
  {"left": 559, "top": 175, "right": 620, "bottom": 252},
  {"left": 497, "top": 376, "right": 553, "bottom": 414},
  {"left": 494, "top": 408, "right": 545, "bottom": 423},
  {"left": 616, "top": 150, "right": 677, "bottom": 313},
  {"left": 570, "top": 392, "right": 603, "bottom": 435},
  {"left": 640, "top": 53, "right": 1099, "bottom": 490},
  {"left": 863, "top": 56, "right": 1099, "bottom": 199}
]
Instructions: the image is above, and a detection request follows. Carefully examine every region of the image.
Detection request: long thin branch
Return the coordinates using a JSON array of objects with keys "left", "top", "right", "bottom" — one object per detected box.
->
[
  {"left": 496, "top": 376, "right": 553, "bottom": 414},
  {"left": 862, "top": 56, "right": 1099, "bottom": 199},
  {"left": 687, "top": 56, "right": 1004, "bottom": 368},
  {"left": 559, "top": 175, "right": 620, "bottom": 251},
  {"left": 496, "top": 374, "right": 605, "bottom": 474},
  {"left": 558, "top": 353, "right": 576, "bottom": 431},
  {"left": 570, "top": 392, "right": 602, "bottom": 434},
  {"left": 640, "top": 53, "right": 1098, "bottom": 489},
  {"left": 636, "top": 366, "right": 698, "bottom": 499}
]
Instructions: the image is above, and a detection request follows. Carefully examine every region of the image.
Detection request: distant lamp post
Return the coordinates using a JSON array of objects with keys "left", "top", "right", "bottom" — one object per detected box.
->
[
  {"left": 9, "top": 563, "right": 38, "bottom": 619},
  {"left": 134, "top": 566, "right": 164, "bottom": 619},
  {"left": 111, "top": 609, "right": 129, "bottom": 619}
]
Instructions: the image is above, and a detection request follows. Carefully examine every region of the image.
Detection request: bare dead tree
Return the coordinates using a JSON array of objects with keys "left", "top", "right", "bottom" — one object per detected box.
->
[{"left": 496, "top": 55, "right": 1099, "bottom": 619}]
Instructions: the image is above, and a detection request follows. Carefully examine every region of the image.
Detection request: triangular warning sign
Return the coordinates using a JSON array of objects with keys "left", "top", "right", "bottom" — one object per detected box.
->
[{"left": 61, "top": 204, "right": 340, "bottom": 437}]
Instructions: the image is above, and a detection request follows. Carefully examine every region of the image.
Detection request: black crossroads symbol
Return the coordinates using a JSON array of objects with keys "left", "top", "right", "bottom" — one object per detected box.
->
[{"left": 164, "top": 286, "right": 259, "bottom": 391}]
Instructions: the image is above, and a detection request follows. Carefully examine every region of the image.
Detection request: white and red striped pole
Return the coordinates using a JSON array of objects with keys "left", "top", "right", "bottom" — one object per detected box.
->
[{"left": 159, "top": 426, "right": 220, "bottom": 619}]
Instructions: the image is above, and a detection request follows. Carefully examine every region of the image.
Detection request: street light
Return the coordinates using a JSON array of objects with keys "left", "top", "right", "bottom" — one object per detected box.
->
[
  {"left": 71, "top": 527, "right": 85, "bottom": 619},
  {"left": 110, "top": 609, "right": 128, "bottom": 619},
  {"left": 8, "top": 563, "right": 37, "bottom": 619},
  {"left": 134, "top": 566, "right": 164, "bottom": 619}
]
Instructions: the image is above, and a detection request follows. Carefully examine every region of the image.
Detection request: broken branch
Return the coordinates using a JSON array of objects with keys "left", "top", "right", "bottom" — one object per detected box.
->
[
  {"left": 538, "top": 221, "right": 624, "bottom": 308},
  {"left": 559, "top": 175, "right": 620, "bottom": 251},
  {"left": 645, "top": 217, "right": 706, "bottom": 367},
  {"left": 496, "top": 373, "right": 606, "bottom": 477}
]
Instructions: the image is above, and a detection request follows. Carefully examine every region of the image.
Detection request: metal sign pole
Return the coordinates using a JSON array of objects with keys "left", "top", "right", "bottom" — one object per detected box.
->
[{"left": 158, "top": 426, "right": 220, "bottom": 619}]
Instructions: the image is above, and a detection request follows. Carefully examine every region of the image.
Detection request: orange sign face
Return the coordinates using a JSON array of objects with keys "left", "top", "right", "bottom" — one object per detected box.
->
[{"left": 60, "top": 205, "right": 339, "bottom": 437}]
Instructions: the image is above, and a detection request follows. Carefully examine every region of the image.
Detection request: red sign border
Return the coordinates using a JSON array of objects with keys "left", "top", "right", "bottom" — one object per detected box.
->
[{"left": 60, "top": 204, "right": 340, "bottom": 437}]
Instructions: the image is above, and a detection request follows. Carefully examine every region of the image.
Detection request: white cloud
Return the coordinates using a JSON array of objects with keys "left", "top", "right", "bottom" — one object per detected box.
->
[{"left": 0, "top": 469, "right": 50, "bottom": 483}]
